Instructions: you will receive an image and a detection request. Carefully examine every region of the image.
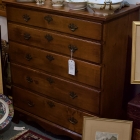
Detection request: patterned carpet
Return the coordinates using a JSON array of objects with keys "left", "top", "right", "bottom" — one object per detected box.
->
[
  {"left": 0, "top": 121, "right": 73, "bottom": 140},
  {"left": 10, "top": 130, "right": 51, "bottom": 140}
]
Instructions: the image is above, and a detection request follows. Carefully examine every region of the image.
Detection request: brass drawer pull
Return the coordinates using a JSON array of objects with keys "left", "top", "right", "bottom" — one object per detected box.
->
[
  {"left": 24, "top": 33, "right": 31, "bottom": 40},
  {"left": 46, "top": 55, "right": 54, "bottom": 61},
  {"left": 75, "top": 68, "right": 78, "bottom": 74},
  {"left": 68, "top": 44, "right": 78, "bottom": 53},
  {"left": 68, "top": 23, "right": 78, "bottom": 32},
  {"left": 47, "top": 101, "right": 55, "bottom": 108},
  {"left": 100, "top": 1, "right": 113, "bottom": 10},
  {"left": 69, "top": 92, "right": 78, "bottom": 99},
  {"left": 46, "top": 77, "right": 54, "bottom": 84},
  {"left": 45, "top": 34, "right": 53, "bottom": 42},
  {"left": 44, "top": 15, "right": 53, "bottom": 23},
  {"left": 25, "top": 54, "right": 32, "bottom": 61},
  {"left": 26, "top": 76, "right": 33, "bottom": 83},
  {"left": 68, "top": 117, "right": 78, "bottom": 125},
  {"left": 27, "top": 100, "right": 34, "bottom": 107},
  {"left": 23, "top": 14, "right": 30, "bottom": 22}
]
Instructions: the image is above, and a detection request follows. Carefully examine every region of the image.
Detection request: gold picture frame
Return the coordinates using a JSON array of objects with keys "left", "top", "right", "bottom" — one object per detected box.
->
[
  {"left": 131, "top": 21, "right": 140, "bottom": 84},
  {"left": 82, "top": 117, "right": 133, "bottom": 140}
]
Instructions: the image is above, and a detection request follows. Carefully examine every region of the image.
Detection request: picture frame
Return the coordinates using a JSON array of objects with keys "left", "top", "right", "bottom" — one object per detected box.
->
[
  {"left": 0, "top": 34, "right": 3, "bottom": 94},
  {"left": 131, "top": 21, "right": 140, "bottom": 84},
  {"left": 82, "top": 117, "right": 133, "bottom": 140}
]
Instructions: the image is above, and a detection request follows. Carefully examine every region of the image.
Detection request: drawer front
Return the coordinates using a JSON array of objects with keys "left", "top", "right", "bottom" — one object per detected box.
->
[
  {"left": 8, "top": 23, "right": 101, "bottom": 63},
  {"left": 11, "top": 63, "right": 100, "bottom": 114},
  {"left": 13, "top": 86, "right": 94, "bottom": 134},
  {"left": 7, "top": 6, "right": 102, "bottom": 40},
  {"left": 9, "top": 42, "right": 101, "bottom": 88}
]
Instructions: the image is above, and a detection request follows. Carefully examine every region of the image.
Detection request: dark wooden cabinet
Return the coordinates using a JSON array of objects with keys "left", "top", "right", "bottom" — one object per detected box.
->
[{"left": 2, "top": 0, "right": 140, "bottom": 139}]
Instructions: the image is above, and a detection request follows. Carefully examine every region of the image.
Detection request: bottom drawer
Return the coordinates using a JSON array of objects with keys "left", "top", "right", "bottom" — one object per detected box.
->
[{"left": 13, "top": 86, "right": 94, "bottom": 134}]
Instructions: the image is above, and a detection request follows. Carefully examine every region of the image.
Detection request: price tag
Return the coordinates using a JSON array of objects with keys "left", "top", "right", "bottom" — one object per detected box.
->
[
  {"left": 14, "top": 127, "right": 25, "bottom": 131},
  {"left": 68, "top": 59, "right": 75, "bottom": 75}
]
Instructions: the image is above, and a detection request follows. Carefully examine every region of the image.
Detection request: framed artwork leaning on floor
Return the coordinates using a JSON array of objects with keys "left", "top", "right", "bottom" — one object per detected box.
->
[
  {"left": 82, "top": 117, "right": 133, "bottom": 140},
  {"left": 131, "top": 21, "right": 140, "bottom": 84}
]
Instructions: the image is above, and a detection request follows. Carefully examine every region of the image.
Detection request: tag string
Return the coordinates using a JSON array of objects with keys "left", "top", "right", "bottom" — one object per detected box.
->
[{"left": 71, "top": 50, "right": 73, "bottom": 60}]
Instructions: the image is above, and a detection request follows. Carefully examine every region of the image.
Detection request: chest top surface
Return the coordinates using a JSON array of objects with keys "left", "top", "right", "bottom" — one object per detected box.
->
[{"left": 2, "top": 0, "right": 140, "bottom": 22}]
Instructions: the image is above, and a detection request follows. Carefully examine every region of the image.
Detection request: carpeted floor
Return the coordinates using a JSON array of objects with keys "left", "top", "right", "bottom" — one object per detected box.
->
[{"left": 0, "top": 121, "right": 73, "bottom": 140}]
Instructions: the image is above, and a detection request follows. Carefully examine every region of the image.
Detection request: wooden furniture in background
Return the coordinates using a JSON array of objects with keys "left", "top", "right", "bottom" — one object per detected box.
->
[
  {"left": 133, "top": 129, "right": 140, "bottom": 140},
  {"left": 0, "top": 0, "right": 6, "bottom": 17},
  {"left": 128, "top": 93, "right": 140, "bottom": 129},
  {"left": 2, "top": 0, "right": 140, "bottom": 139}
]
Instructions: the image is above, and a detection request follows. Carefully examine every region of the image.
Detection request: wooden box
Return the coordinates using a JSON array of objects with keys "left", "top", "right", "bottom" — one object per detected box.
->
[
  {"left": 127, "top": 93, "right": 140, "bottom": 129},
  {"left": 133, "top": 128, "right": 140, "bottom": 140}
]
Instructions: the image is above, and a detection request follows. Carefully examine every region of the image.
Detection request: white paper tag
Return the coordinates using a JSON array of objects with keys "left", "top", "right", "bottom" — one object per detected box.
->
[
  {"left": 68, "top": 59, "right": 75, "bottom": 75},
  {"left": 14, "top": 127, "right": 25, "bottom": 131}
]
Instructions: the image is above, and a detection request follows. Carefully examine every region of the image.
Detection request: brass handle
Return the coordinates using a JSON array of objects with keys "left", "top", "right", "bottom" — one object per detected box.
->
[
  {"left": 68, "top": 117, "right": 78, "bottom": 125},
  {"left": 100, "top": 1, "right": 113, "bottom": 10},
  {"left": 75, "top": 68, "right": 78, "bottom": 74},
  {"left": 108, "top": 1, "right": 113, "bottom": 10},
  {"left": 68, "top": 44, "right": 78, "bottom": 53},
  {"left": 46, "top": 55, "right": 54, "bottom": 61},
  {"left": 27, "top": 101, "right": 34, "bottom": 107},
  {"left": 45, "top": 34, "right": 53, "bottom": 42},
  {"left": 68, "top": 23, "right": 78, "bottom": 32},
  {"left": 47, "top": 101, "right": 55, "bottom": 108},
  {"left": 25, "top": 54, "right": 32, "bottom": 61},
  {"left": 46, "top": 77, "right": 54, "bottom": 84},
  {"left": 26, "top": 76, "right": 33, "bottom": 83},
  {"left": 24, "top": 33, "right": 31, "bottom": 40},
  {"left": 44, "top": 15, "right": 53, "bottom": 23},
  {"left": 23, "top": 14, "right": 30, "bottom": 22},
  {"left": 69, "top": 92, "right": 78, "bottom": 99}
]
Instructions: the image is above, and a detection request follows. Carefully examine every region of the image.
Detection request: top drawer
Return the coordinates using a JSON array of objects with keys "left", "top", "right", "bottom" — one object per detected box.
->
[{"left": 7, "top": 6, "right": 102, "bottom": 40}]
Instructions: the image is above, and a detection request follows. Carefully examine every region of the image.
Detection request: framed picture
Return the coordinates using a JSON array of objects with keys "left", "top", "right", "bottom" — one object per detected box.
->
[
  {"left": 0, "top": 37, "right": 3, "bottom": 94},
  {"left": 82, "top": 117, "right": 133, "bottom": 140},
  {"left": 131, "top": 21, "right": 140, "bottom": 84}
]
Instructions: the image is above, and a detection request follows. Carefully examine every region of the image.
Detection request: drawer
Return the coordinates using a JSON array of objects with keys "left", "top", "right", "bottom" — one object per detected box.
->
[
  {"left": 7, "top": 6, "right": 102, "bottom": 40},
  {"left": 13, "top": 86, "right": 94, "bottom": 134},
  {"left": 9, "top": 42, "right": 101, "bottom": 88},
  {"left": 11, "top": 63, "right": 100, "bottom": 114},
  {"left": 8, "top": 23, "right": 101, "bottom": 63}
]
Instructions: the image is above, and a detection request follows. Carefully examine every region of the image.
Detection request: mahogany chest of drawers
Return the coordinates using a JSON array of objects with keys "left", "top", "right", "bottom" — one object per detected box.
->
[{"left": 2, "top": 0, "right": 140, "bottom": 139}]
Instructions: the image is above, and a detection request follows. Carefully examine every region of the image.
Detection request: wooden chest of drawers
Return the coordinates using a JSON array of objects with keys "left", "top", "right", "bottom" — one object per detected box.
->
[{"left": 2, "top": 0, "right": 140, "bottom": 139}]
